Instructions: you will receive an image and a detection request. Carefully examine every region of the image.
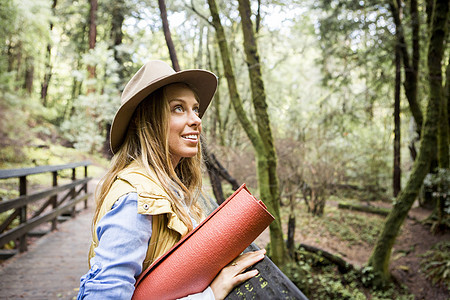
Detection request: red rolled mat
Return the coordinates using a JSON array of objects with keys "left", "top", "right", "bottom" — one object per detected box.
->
[{"left": 132, "top": 184, "right": 274, "bottom": 300}]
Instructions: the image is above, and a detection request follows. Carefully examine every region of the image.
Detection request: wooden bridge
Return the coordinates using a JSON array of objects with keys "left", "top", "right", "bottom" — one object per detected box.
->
[
  {"left": 0, "top": 162, "right": 307, "bottom": 299},
  {"left": 0, "top": 162, "right": 94, "bottom": 298}
]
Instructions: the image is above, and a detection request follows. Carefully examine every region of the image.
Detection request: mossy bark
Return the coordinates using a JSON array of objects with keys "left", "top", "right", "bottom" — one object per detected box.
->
[
  {"left": 393, "top": 37, "right": 402, "bottom": 197},
  {"left": 207, "top": 0, "right": 287, "bottom": 266},
  {"left": 446, "top": 57, "right": 450, "bottom": 131},
  {"left": 368, "top": 0, "right": 449, "bottom": 285},
  {"left": 237, "top": 0, "right": 287, "bottom": 264},
  {"left": 438, "top": 60, "right": 449, "bottom": 169},
  {"left": 435, "top": 13, "right": 449, "bottom": 232}
]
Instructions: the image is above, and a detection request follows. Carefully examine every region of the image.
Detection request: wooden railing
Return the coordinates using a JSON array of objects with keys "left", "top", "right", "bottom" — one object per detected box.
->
[{"left": 0, "top": 161, "right": 92, "bottom": 256}]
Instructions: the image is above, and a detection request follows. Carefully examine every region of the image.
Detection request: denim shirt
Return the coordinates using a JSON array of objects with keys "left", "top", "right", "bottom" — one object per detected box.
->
[{"left": 77, "top": 192, "right": 214, "bottom": 299}]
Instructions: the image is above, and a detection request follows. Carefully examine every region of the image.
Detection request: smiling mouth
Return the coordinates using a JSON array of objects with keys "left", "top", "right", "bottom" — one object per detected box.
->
[{"left": 182, "top": 134, "right": 198, "bottom": 141}]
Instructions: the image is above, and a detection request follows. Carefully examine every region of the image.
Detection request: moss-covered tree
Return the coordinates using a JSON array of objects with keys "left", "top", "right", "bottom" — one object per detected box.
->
[
  {"left": 367, "top": 0, "right": 449, "bottom": 285},
  {"left": 237, "top": 0, "right": 288, "bottom": 264},
  {"left": 207, "top": 0, "right": 288, "bottom": 266}
]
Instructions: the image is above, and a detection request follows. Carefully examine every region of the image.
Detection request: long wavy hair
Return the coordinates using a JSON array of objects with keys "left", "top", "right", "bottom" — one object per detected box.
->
[{"left": 92, "top": 83, "right": 204, "bottom": 235}]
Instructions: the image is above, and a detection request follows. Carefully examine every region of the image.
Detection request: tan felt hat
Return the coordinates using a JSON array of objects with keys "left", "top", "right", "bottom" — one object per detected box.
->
[{"left": 110, "top": 60, "right": 218, "bottom": 154}]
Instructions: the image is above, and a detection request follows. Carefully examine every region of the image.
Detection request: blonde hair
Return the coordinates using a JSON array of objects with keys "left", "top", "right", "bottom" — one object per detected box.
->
[{"left": 92, "top": 83, "right": 204, "bottom": 235}]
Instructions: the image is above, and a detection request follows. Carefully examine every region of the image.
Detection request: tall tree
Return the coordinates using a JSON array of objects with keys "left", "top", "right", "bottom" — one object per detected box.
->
[
  {"left": 41, "top": 0, "right": 57, "bottom": 106},
  {"left": 207, "top": 0, "right": 288, "bottom": 265},
  {"left": 367, "top": 0, "right": 449, "bottom": 285},
  {"left": 438, "top": 61, "right": 449, "bottom": 169},
  {"left": 158, "top": 0, "right": 180, "bottom": 71},
  {"left": 237, "top": 0, "right": 287, "bottom": 263},
  {"left": 110, "top": 0, "right": 127, "bottom": 82},
  {"left": 87, "top": 0, "right": 98, "bottom": 92},
  {"left": 23, "top": 56, "right": 34, "bottom": 94},
  {"left": 389, "top": 0, "right": 423, "bottom": 140},
  {"left": 434, "top": 12, "right": 449, "bottom": 233},
  {"left": 393, "top": 10, "right": 402, "bottom": 197},
  {"left": 104, "top": 0, "right": 128, "bottom": 156}
]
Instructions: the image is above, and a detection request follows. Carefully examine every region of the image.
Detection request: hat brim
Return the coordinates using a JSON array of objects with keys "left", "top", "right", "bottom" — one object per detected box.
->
[{"left": 110, "top": 69, "right": 217, "bottom": 154}]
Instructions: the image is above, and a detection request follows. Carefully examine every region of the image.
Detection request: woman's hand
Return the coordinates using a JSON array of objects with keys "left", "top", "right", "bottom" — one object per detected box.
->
[{"left": 210, "top": 249, "right": 266, "bottom": 300}]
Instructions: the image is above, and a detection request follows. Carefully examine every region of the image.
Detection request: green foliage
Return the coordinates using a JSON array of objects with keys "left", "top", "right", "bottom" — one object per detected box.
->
[
  {"left": 0, "top": 93, "right": 35, "bottom": 161},
  {"left": 0, "top": 0, "right": 17, "bottom": 56},
  {"left": 424, "top": 168, "right": 450, "bottom": 209},
  {"left": 60, "top": 42, "right": 121, "bottom": 152},
  {"left": 420, "top": 241, "right": 450, "bottom": 289},
  {"left": 283, "top": 251, "right": 413, "bottom": 299},
  {"left": 0, "top": 187, "right": 19, "bottom": 201}
]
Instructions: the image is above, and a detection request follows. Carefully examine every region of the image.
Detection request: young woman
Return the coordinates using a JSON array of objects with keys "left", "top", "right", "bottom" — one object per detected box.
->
[{"left": 77, "top": 60, "right": 265, "bottom": 300}]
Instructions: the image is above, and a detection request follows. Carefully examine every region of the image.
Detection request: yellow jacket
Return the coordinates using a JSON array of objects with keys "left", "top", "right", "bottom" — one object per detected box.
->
[{"left": 88, "top": 162, "right": 189, "bottom": 271}]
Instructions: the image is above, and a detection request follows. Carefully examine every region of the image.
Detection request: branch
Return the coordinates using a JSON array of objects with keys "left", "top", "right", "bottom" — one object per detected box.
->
[{"left": 185, "top": 2, "right": 213, "bottom": 27}]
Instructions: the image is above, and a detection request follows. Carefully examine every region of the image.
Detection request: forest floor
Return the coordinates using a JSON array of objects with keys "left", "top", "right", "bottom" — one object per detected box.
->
[{"left": 254, "top": 199, "right": 450, "bottom": 299}]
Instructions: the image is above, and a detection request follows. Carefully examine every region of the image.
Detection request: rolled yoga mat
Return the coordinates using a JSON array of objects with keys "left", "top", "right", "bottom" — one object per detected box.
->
[{"left": 132, "top": 184, "right": 274, "bottom": 300}]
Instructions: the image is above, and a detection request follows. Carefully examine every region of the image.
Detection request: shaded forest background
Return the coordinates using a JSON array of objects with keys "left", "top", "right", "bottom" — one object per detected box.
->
[{"left": 0, "top": 0, "right": 449, "bottom": 299}]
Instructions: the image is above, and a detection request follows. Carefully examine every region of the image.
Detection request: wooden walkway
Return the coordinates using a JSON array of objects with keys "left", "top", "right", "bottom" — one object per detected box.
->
[{"left": 0, "top": 196, "right": 94, "bottom": 299}]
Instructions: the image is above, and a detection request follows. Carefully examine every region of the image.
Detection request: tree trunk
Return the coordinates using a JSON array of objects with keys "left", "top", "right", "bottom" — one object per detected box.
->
[
  {"left": 23, "top": 57, "right": 34, "bottom": 94},
  {"left": 207, "top": 0, "right": 288, "bottom": 266},
  {"left": 106, "top": 0, "right": 126, "bottom": 157},
  {"left": 446, "top": 56, "right": 450, "bottom": 131},
  {"left": 204, "top": 152, "right": 226, "bottom": 205},
  {"left": 393, "top": 32, "right": 402, "bottom": 197},
  {"left": 237, "top": 0, "right": 281, "bottom": 218},
  {"left": 255, "top": 0, "right": 261, "bottom": 33},
  {"left": 389, "top": 0, "right": 423, "bottom": 137},
  {"left": 438, "top": 61, "right": 449, "bottom": 169},
  {"left": 338, "top": 202, "right": 390, "bottom": 216},
  {"left": 41, "top": 0, "right": 57, "bottom": 106},
  {"left": 110, "top": 0, "right": 126, "bottom": 81},
  {"left": 368, "top": 0, "right": 449, "bottom": 285},
  {"left": 299, "top": 243, "right": 354, "bottom": 273},
  {"left": 158, "top": 0, "right": 180, "bottom": 71},
  {"left": 435, "top": 34, "right": 450, "bottom": 233},
  {"left": 87, "top": 0, "right": 98, "bottom": 91},
  {"left": 286, "top": 193, "right": 296, "bottom": 258}
]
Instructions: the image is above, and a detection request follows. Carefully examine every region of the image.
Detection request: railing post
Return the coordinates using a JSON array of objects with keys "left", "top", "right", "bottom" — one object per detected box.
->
[
  {"left": 84, "top": 165, "right": 88, "bottom": 209},
  {"left": 51, "top": 171, "right": 58, "bottom": 231},
  {"left": 71, "top": 168, "right": 76, "bottom": 217},
  {"left": 19, "top": 176, "right": 27, "bottom": 252}
]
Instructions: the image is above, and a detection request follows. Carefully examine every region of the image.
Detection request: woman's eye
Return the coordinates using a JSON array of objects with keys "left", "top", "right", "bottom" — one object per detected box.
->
[
  {"left": 193, "top": 107, "right": 199, "bottom": 115},
  {"left": 174, "top": 105, "right": 183, "bottom": 112}
]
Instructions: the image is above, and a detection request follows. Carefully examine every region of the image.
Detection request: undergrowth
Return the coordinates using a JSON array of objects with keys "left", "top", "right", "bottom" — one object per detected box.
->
[
  {"left": 420, "top": 241, "right": 450, "bottom": 289},
  {"left": 283, "top": 249, "right": 414, "bottom": 299},
  {"left": 289, "top": 203, "right": 384, "bottom": 247},
  {"left": 278, "top": 197, "right": 416, "bottom": 298}
]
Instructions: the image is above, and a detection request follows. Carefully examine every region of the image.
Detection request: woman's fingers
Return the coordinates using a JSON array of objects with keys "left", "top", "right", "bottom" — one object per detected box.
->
[
  {"left": 210, "top": 249, "right": 266, "bottom": 300},
  {"left": 230, "top": 249, "right": 266, "bottom": 274},
  {"left": 234, "top": 269, "right": 259, "bottom": 284}
]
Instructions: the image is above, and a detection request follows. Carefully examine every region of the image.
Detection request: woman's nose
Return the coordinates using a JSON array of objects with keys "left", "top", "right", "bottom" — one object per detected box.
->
[{"left": 188, "top": 110, "right": 201, "bottom": 127}]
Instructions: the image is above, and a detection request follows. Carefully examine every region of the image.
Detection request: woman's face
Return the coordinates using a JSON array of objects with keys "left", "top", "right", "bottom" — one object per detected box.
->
[{"left": 166, "top": 83, "right": 202, "bottom": 167}]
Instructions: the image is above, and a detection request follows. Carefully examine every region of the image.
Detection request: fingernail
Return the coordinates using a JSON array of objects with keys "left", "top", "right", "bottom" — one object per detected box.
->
[{"left": 252, "top": 269, "right": 259, "bottom": 275}]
